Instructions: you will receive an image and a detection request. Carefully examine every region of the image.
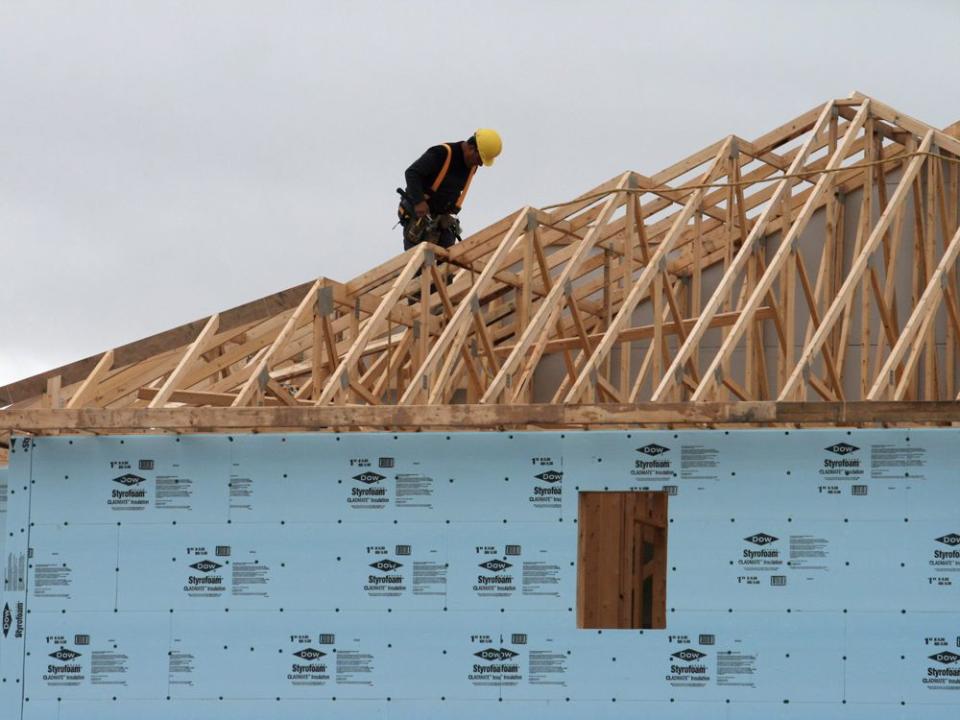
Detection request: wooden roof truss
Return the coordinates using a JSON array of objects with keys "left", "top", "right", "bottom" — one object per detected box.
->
[{"left": 3, "top": 93, "right": 960, "bottom": 432}]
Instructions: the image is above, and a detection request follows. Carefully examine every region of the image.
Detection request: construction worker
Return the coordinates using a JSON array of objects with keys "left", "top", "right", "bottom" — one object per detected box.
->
[{"left": 398, "top": 129, "right": 502, "bottom": 250}]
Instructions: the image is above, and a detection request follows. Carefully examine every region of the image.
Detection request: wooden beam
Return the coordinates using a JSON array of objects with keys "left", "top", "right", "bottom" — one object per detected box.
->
[
  {"left": 852, "top": 92, "right": 960, "bottom": 157},
  {"left": 496, "top": 307, "right": 777, "bottom": 356},
  {"left": 5, "top": 401, "right": 960, "bottom": 433},
  {"left": 43, "top": 375, "right": 62, "bottom": 409},
  {"left": 65, "top": 350, "right": 115, "bottom": 409},
  {"left": 149, "top": 314, "right": 221, "bottom": 408}
]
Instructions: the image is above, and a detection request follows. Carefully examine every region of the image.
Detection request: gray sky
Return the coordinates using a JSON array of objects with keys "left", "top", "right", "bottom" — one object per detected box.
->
[{"left": 2, "top": 0, "right": 959, "bottom": 388}]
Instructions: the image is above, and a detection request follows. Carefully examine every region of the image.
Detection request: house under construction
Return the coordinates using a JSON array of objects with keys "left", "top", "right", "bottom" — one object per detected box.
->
[{"left": 1, "top": 93, "right": 959, "bottom": 718}]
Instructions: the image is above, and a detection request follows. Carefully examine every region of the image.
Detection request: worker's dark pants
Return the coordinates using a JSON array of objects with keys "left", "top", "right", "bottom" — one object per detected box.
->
[
  {"left": 399, "top": 218, "right": 456, "bottom": 304},
  {"left": 398, "top": 200, "right": 458, "bottom": 251},
  {"left": 398, "top": 199, "right": 457, "bottom": 303}
]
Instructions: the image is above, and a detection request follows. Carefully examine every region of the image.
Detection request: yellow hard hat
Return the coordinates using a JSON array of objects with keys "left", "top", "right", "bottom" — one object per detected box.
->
[{"left": 474, "top": 128, "right": 502, "bottom": 166}]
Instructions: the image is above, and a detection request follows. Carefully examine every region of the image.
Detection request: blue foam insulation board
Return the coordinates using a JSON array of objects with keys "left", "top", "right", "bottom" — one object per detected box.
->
[{"left": 1, "top": 429, "right": 958, "bottom": 719}]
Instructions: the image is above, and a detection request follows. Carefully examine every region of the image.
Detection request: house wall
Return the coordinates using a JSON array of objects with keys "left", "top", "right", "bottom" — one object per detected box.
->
[{"left": 2, "top": 429, "right": 959, "bottom": 719}]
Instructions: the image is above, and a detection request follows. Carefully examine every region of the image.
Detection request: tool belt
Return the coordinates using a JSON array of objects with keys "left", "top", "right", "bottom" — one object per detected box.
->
[
  {"left": 400, "top": 206, "right": 461, "bottom": 246},
  {"left": 397, "top": 198, "right": 461, "bottom": 245}
]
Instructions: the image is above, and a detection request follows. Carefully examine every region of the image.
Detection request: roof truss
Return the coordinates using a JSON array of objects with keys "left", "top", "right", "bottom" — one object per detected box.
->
[{"left": 3, "top": 93, "right": 960, "bottom": 440}]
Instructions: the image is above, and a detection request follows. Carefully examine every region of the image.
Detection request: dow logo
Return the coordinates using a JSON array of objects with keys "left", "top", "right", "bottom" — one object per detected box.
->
[
  {"left": 929, "top": 651, "right": 960, "bottom": 665},
  {"left": 189, "top": 560, "right": 222, "bottom": 573},
  {"left": 745, "top": 533, "right": 778, "bottom": 546},
  {"left": 294, "top": 648, "right": 326, "bottom": 660},
  {"left": 535, "top": 470, "right": 563, "bottom": 483},
  {"left": 935, "top": 534, "right": 960, "bottom": 546},
  {"left": 636, "top": 443, "right": 670, "bottom": 456},
  {"left": 474, "top": 648, "right": 519, "bottom": 661},
  {"left": 49, "top": 648, "right": 81, "bottom": 661},
  {"left": 479, "top": 560, "right": 512, "bottom": 572},
  {"left": 353, "top": 472, "right": 386, "bottom": 485},
  {"left": 370, "top": 559, "right": 402, "bottom": 572},
  {"left": 671, "top": 649, "right": 707, "bottom": 662},
  {"left": 825, "top": 443, "right": 859, "bottom": 455},
  {"left": 112, "top": 473, "right": 146, "bottom": 486},
  {"left": 1, "top": 603, "right": 10, "bottom": 638}
]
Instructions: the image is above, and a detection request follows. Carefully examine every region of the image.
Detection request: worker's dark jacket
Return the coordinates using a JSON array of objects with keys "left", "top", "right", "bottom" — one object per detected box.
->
[{"left": 404, "top": 142, "right": 472, "bottom": 216}]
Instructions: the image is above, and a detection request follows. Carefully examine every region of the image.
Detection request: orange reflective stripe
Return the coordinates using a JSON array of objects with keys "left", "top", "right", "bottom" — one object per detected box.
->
[
  {"left": 430, "top": 143, "right": 453, "bottom": 193},
  {"left": 455, "top": 165, "right": 478, "bottom": 209}
]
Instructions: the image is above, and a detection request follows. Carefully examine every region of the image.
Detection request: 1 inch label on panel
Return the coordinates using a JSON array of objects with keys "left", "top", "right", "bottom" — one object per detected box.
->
[
  {"left": 363, "top": 543, "right": 446, "bottom": 598},
  {"left": 923, "top": 636, "right": 960, "bottom": 691},
  {"left": 473, "top": 545, "right": 521, "bottom": 597},
  {"left": 930, "top": 533, "right": 960, "bottom": 586},
  {"left": 666, "top": 634, "right": 713, "bottom": 688},
  {"left": 347, "top": 456, "right": 396, "bottom": 511},
  {"left": 529, "top": 456, "right": 562, "bottom": 509},
  {"left": 288, "top": 633, "right": 336, "bottom": 687}
]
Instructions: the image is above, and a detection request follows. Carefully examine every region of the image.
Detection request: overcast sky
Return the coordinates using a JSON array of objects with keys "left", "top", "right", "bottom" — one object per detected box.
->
[{"left": 2, "top": 0, "right": 959, "bottom": 388}]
